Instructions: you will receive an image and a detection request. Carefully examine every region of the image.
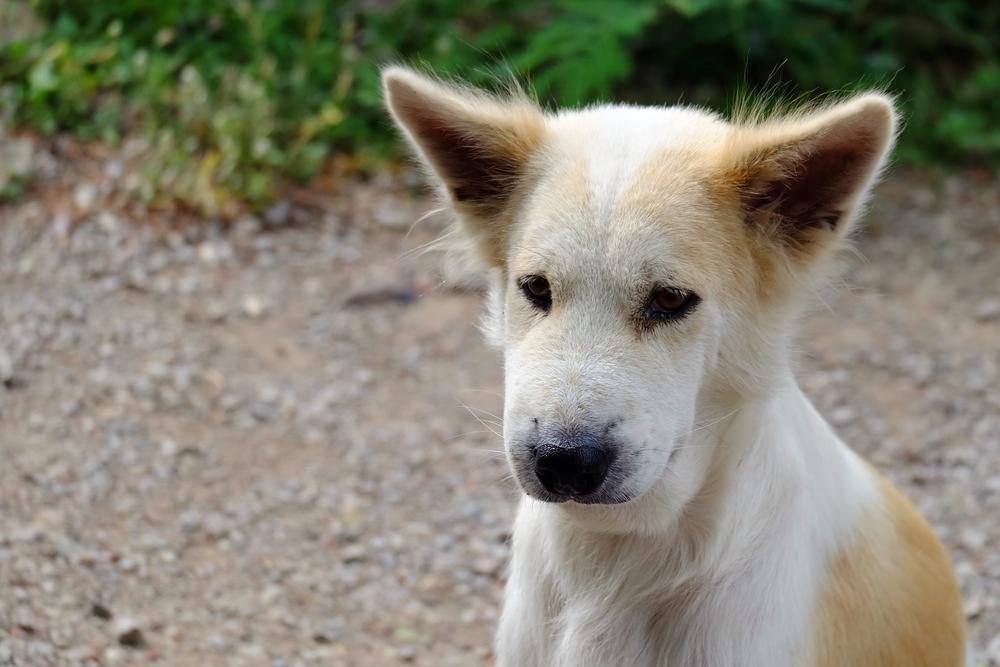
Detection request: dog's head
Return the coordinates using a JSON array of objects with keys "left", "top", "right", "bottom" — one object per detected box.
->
[{"left": 384, "top": 68, "right": 896, "bottom": 523}]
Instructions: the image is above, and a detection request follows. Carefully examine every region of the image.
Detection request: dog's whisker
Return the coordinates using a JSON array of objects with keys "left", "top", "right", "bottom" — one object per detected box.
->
[
  {"left": 403, "top": 206, "right": 448, "bottom": 241},
  {"left": 459, "top": 403, "right": 505, "bottom": 422},
  {"left": 455, "top": 387, "right": 505, "bottom": 398},
  {"left": 475, "top": 448, "right": 507, "bottom": 456},
  {"left": 398, "top": 227, "right": 457, "bottom": 261},
  {"left": 471, "top": 451, "right": 509, "bottom": 462},
  {"left": 457, "top": 400, "right": 504, "bottom": 438},
  {"left": 447, "top": 429, "right": 503, "bottom": 442},
  {"left": 677, "top": 407, "right": 742, "bottom": 440}
]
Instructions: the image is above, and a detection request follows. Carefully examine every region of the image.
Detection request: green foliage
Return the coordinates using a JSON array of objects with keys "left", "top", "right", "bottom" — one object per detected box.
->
[
  {"left": 623, "top": 0, "right": 1000, "bottom": 168},
  {"left": 0, "top": 0, "right": 995, "bottom": 215}
]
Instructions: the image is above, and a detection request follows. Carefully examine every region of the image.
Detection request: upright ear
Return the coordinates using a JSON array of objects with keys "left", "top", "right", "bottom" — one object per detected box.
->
[
  {"left": 382, "top": 67, "right": 546, "bottom": 267},
  {"left": 728, "top": 94, "right": 897, "bottom": 261}
]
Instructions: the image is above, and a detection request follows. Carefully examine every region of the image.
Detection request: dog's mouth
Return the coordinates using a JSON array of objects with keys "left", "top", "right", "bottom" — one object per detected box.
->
[
  {"left": 526, "top": 486, "right": 635, "bottom": 505},
  {"left": 511, "top": 459, "right": 637, "bottom": 505},
  {"left": 569, "top": 489, "right": 634, "bottom": 505}
]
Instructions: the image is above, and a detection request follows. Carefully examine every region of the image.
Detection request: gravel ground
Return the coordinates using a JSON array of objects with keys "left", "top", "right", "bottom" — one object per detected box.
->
[{"left": 0, "top": 146, "right": 998, "bottom": 666}]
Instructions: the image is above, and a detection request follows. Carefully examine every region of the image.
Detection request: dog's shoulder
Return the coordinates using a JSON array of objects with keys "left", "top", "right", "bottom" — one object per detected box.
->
[{"left": 809, "top": 466, "right": 965, "bottom": 666}]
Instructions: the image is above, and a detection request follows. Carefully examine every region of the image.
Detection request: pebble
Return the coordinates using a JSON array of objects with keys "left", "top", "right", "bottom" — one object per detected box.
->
[
  {"left": 341, "top": 543, "right": 367, "bottom": 564},
  {"left": 0, "top": 347, "right": 14, "bottom": 386},
  {"left": 114, "top": 618, "right": 145, "bottom": 648},
  {"left": 73, "top": 183, "right": 97, "bottom": 211},
  {"left": 264, "top": 201, "right": 290, "bottom": 226},
  {"left": 241, "top": 294, "right": 265, "bottom": 318},
  {"left": 976, "top": 299, "right": 1000, "bottom": 322},
  {"left": 91, "top": 603, "right": 113, "bottom": 620}
]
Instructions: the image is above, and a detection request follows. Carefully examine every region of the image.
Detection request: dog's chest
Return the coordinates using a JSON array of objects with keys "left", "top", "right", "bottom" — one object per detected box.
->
[
  {"left": 500, "top": 514, "right": 813, "bottom": 667},
  {"left": 536, "top": 575, "right": 804, "bottom": 667}
]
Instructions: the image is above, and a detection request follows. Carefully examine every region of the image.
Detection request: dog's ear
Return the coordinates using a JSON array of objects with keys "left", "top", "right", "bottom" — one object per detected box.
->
[
  {"left": 382, "top": 67, "right": 546, "bottom": 267},
  {"left": 727, "top": 94, "right": 897, "bottom": 262}
]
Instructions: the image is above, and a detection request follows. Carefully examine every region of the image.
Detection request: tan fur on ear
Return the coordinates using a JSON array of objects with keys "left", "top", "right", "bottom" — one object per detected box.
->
[
  {"left": 724, "top": 94, "right": 897, "bottom": 259},
  {"left": 382, "top": 67, "right": 546, "bottom": 267}
]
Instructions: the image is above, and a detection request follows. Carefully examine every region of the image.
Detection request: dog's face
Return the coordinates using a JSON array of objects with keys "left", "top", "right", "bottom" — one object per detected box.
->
[
  {"left": 498, "top": 127, "right": 733, "bottom": 505},
  {"left": 384, "top": 69, "right": 895, "bottom": 517}
]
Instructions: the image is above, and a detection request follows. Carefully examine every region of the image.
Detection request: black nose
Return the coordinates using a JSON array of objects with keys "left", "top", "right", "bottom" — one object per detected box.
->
[{"left": 535, "top": 440, "right": 613, "bottom": 497}]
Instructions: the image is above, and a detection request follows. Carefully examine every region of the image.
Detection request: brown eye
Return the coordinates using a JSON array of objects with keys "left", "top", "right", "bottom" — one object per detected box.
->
[
  {"left": 653, "top": 289, "right": 687, "bottom": 311},
  {"left": 519, "top": 275, "right": 552, "bottom": 312},
  {"left": 647, "top": 287, "right": 699, "bottom": 321}
]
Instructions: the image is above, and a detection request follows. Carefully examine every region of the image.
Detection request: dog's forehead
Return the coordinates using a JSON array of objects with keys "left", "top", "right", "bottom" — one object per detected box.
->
[
  {"left": 549, "top": 104, "right": 730, "bottom": 171},
  {"left": 512, "top": 106, "right": 735, "bottom": 286}
]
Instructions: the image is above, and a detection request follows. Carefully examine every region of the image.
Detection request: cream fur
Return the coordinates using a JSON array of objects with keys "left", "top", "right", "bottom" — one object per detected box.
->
[{"left": 382, "top": 67, "right": 965, "bottom": 666}]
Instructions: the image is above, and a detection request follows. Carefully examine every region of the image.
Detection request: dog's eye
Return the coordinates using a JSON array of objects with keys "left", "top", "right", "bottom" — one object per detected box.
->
[
  {"left": 646, "top": 287, "right": 699, "bottom": 322},
  {"left": 519, "top": 275, "right": 552, "bottom": 312}
]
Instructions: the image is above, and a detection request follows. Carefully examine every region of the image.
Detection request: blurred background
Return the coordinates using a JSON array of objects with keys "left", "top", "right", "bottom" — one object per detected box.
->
[{"left": 0, "top": 1, "right": 997, "bottom": 666}]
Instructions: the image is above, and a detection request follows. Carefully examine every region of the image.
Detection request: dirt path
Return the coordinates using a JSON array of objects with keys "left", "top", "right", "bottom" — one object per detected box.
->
[{"left": 1, "top": 164, "right": 998, "bottom": 666}]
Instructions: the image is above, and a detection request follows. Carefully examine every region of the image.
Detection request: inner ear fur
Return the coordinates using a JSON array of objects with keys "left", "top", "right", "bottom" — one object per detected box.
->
[
  {"left": 382, "top": 67, "right": 546, "bottom": 266},
  {"left": 729, "top": 94, "right": 897, "bottom": 254}
]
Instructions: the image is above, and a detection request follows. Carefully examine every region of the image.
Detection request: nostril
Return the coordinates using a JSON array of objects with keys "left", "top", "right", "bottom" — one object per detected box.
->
[
  {"left": 575, "top": 471, "right": 597, "bottom": 489},
  {"left": 536, "top": 465, "right": 558, "bottom": 492}
]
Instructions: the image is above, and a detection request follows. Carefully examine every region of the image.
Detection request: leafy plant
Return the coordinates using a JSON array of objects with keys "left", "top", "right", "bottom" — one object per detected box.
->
[{"left": 0, "top": 0, "right": 995, "bottom": 217}]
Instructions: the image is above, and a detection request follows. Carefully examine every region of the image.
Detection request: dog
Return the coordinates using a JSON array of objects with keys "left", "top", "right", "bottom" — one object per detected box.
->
[{"left": 383, "top": 66, "right": 965, "bottom": 666}]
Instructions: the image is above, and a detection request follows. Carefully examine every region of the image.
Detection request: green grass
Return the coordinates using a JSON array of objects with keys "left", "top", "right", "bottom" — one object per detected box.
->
[{"left": 0, "top": 0, "right": 996, "bottom": 216}]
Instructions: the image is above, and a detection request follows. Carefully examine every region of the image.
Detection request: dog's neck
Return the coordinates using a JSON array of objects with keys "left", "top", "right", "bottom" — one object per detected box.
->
[{"left": 531, "top": 373, "right": 871, "bottom": 589}]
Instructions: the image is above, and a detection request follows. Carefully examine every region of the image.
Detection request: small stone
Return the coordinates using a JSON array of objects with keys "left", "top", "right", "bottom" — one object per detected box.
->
[
  {"left": 60, "top": 398, "right": 82, "bottom": 417},
  {"left": 341, "top": 543, "right": 367, "bottom": 564},
  {"left": 74, "top": 183, "right": 97, "bottom": 210},
  {"left": 960, "top": 527, "right": 986, "bottom": 552},
  {"left": 115, "top": 618, "right": 145, "bottom": 648},
  {"left": 0, "top": 348, "right": 14, "bottom": 387},
  {"left": 829, "top": 405, "right": 854, "bottom": 425},
  {"left": 264, "top": 201, "right": 290, "bottom": 226},
  {"left": 9, "top": 524, "right": 43, "bottom": 543},
  {"left": 91, "top": 602, "right": 113, "bottom": 620},
  {"left": 159, "top": 438, "right": 179, "bottom": 457},
  {"left": 962, "top": 592, "right": 984, "bottom": 619},
  {"left": 975, "top": 298, "right": 1000, "bottom": 322},
  {"left": 241, "top": 295, "right": 265, "bottom": 318},
  {"left": 251, "top": 401, "right": 278, "bottom": 422},
  {"left": 472, "top": 556, "right": 501, "bottom": 576},
  {"left": 104, "top": 646, "right": 127, "bottom": 663},
  {"left": 118, "top": 557, "right": 139, "bottom": 573},
  {"left": 204, "top": 301, "right": 228, "bottom": 322},
  {"left": 198, "top": 241, "right": 220, "bottom": 264},
  {"left": 988, "top": 634, "right": 1000, "bottom": 664},
  {"left": 233, "top": 215, "right": 262, "bottom": 237},
  {"left": 258, "top": 585, "right": 282, "bottom": 605},
  {"left": 105, "top": 160, "right": 124, "bottom": 179}
]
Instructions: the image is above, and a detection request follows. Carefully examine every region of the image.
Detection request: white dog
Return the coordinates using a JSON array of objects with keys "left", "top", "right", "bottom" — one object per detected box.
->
[{"left": 383, "top": 67, "right": 965, "bottom": 666}]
